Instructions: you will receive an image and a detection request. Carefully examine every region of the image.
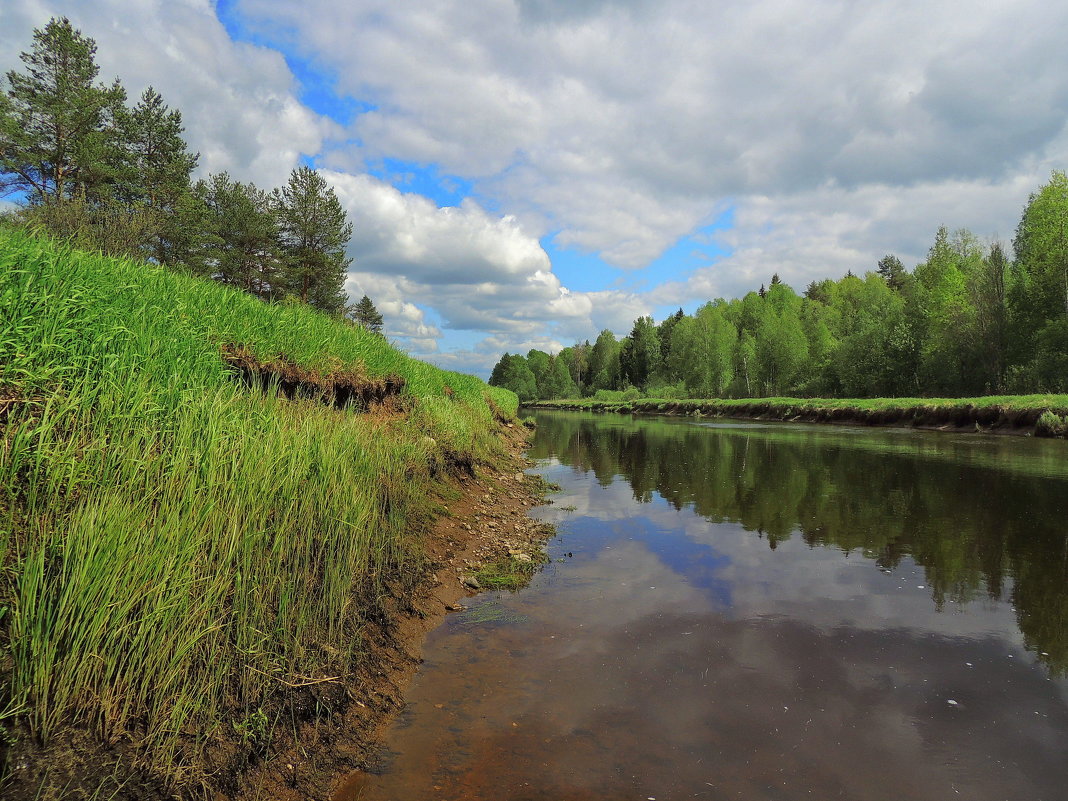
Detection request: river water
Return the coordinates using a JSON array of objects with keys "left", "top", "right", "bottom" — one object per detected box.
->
[{"left": 341, "top": 410, "right": 1068, "bottom": 801}]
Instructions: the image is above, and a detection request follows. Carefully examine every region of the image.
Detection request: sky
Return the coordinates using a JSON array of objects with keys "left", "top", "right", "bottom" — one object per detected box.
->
[{"left": 3, "top": 1, "right": 1068, "bottom": 377}]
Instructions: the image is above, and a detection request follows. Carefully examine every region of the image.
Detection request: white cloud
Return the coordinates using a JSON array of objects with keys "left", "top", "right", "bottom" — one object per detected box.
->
[
  {"left": 325, "top": 170, "right": 650, "bottom": 370},
  {"left": 650, "top": 174, "right": 1039, "bottom": 306},
  {"left": 237, "top": 0, "right": 1068, "bottom": 270},
  {"left": 0, "top": 0, "right": 332, "bottom": 187}
]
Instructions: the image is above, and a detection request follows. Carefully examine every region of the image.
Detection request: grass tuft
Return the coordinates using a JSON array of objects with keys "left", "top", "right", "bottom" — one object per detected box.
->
[{"left": 472, "top": 554, "right": 547, "bottom": 592}]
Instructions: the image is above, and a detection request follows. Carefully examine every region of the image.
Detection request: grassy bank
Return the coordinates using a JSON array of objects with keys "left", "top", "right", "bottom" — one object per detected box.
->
[
  {"left": 0, "top": 227, "right": 518, "bottom": 798},
  {"left": 526, "top": 395, "right": 1068, "bottom": 437}
]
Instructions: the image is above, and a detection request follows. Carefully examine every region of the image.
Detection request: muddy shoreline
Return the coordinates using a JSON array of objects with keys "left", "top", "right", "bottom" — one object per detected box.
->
[{"left": 234, "top": 422, "right": 552, "bottom": 801}]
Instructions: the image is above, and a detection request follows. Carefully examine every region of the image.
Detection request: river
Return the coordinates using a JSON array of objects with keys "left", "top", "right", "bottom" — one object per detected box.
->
[{"left": 339, "top": 410, "right": 1068, "bottom": 801}]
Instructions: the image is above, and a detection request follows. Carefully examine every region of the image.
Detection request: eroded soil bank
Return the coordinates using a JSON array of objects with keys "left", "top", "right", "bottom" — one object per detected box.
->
[{"left": 233, "top": 422, "right": 553, "bottom": 801}]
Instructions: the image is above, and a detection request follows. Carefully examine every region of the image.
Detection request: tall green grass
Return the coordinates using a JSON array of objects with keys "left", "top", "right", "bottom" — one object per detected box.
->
[{"left": 0, "top": 227, "right": 517, "bottom": 792}]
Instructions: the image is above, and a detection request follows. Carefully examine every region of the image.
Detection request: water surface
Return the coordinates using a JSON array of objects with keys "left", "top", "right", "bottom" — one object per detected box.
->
[{"left": 343, "top": 412, "right": 1068, "bottom": 801}]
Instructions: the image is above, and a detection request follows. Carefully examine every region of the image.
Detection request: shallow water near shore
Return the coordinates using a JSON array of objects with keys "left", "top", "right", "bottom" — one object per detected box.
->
[{"left": 339, "top": 410, "right": 1068, "bottom": 801}]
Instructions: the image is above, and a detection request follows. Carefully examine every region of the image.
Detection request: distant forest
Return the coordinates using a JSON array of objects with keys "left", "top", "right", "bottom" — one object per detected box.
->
[{"left": 491, "top": 172, "right": 1068, "bottom": 400}]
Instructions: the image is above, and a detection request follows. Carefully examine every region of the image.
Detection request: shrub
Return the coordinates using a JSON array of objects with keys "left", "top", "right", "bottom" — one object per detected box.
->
[{"left": 1035, "top": 410, "right": 1068, "bottom": 437}]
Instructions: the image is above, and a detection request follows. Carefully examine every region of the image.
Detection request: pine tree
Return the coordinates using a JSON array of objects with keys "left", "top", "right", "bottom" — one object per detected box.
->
[
  {"left": 876, "top": 254, "right": 908, "bottom": 290},
  {"left": 0, "top": 17, "right": 126, "bottom": 205},
  {"left": 202, "top": 173, "right": 280, "bottom": 298},
  {"left": 274, "top": 167, "right": 352, "bottom": 313},
  {"left": 117, "top": 87, "right": 200, "bottom": 265},
  {"left": 620, "top": 316, "right": 660, "bottom": 390},
  {"left": 348, "top": 295, "right": 384, "bottom": 334}
]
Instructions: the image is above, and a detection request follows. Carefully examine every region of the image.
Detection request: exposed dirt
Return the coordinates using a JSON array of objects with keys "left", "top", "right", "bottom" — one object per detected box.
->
[
  {"left": 232, "top": 422, "right": 552, "bottom": 801},
  {"left": 221, "top": 344, "right": 406, "bottom": 411}
]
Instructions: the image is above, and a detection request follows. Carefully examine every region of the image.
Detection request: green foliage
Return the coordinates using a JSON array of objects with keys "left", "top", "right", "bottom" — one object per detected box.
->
[
  {"left": 116, "top": 87, "right": 201, "bottom": 266},
  {"left": 200, "top": 172, "right": 279, "bottom": 293},
  {"left": 472, "top": 552, "right": 546, "bottom": 592},
  {"left": 1036, "top": 410, "right": 1068, "bottom": 437},
  {"left": 1033, "top": 317, "right": 1068, "bottom": 392},
  {"left": 588, "top": 329, "right": 621, "bottom": 392},
  {"left": 1012, "top": 172, "right": 1068, "bottom": 339},
  {"left": 877, "top": 253, "right": 908, "bottom": 291},
  {"left": 620, "top": 316, "right": 660, "bottom": 390},
  {"left": 506, "top": 172, "right": 1068, "bottom": 405},
  {"left": 1, "top": 17, "right": 355, "bottom": 320},
  {"left": 489, "top": 353, "right": 538, "bottom": 402}
]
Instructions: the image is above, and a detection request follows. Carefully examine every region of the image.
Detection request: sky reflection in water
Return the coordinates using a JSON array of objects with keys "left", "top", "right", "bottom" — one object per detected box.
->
[{"left": 345, "top": 413, "right": 1068, "bottom": 801}]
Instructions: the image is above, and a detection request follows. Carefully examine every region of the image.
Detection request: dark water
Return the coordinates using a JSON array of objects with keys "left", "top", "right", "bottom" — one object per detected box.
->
[{"left": 341, "top": 411, "right": 1068, "bottom": 801}]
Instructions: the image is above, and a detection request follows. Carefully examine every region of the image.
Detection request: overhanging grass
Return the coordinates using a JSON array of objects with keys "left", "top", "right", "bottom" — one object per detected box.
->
[{"left": 0, "top": 227, "right": 518, "bottom": 792}]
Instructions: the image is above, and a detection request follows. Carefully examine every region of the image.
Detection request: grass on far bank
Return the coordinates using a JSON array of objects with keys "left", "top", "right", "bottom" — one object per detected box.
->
[
  {"left": 526, "top": 393, "right": 1068, "bottom": 436},
  {"left": 0, "top": 226, "right": 518, "bottom": 797}
]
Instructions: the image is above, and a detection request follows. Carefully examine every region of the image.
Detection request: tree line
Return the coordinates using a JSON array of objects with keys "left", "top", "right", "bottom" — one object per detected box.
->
[
  {"left": 493, "top": 173, "right": 1068, "bottom": 400},
  {"left": 0, "top": 17, "right": 384, "bottom": 330}
]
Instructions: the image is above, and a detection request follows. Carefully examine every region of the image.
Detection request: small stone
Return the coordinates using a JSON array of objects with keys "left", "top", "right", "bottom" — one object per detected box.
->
[
  {"left": 463, "top": 576, "right": 482, "bottom": 590},
  {"left": 514, "top": 472, "right": 524, "bottom": 481}
]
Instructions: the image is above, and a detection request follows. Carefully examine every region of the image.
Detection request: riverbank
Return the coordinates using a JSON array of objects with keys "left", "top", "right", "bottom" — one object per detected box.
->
[
  {"left": 239, "top": 422, "right": 553, "bottom": 801},
  {"left": 0, "top": 228, "right": 545, "bottom": 799},
  {"left": 524, "top": 395, "right": 1068, "bottom": 437}
]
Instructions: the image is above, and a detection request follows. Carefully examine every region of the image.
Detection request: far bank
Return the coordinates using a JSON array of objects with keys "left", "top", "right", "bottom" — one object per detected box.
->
[{"left": 524, "top": 394, "right": 1068, "bottom": 438}]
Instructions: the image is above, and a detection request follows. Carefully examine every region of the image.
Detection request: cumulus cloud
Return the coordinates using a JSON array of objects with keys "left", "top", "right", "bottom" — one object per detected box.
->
[
  {"left": 237, "top": 0, "right": 1068, "bottom": 269},
  {"left": 324, "top": 170, "right": 649, "bottom": 368},
  {"left": 649, "top": 174, "right": 1039, "bottom": 306},
  {"left": 0, "top": 0, "right": 331, "bottom": 187}
]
